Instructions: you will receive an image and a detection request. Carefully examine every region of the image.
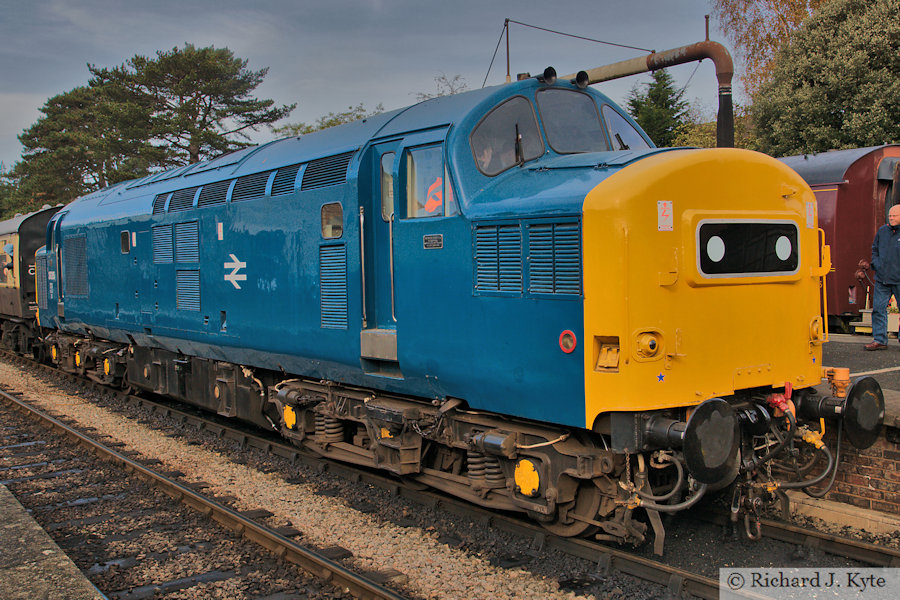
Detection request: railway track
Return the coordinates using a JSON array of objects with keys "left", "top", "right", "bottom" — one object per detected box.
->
[
  {"left": 3, "top": 350, "right": 898, "bottom": 599},
  {"left": 0, "top": 382, "right": 409, "bottom": 600}
]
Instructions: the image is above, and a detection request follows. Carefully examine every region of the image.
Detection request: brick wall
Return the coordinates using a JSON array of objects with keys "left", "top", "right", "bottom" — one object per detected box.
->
[{"left": 821, "top": 426, "right": 900, "bottom": 514}]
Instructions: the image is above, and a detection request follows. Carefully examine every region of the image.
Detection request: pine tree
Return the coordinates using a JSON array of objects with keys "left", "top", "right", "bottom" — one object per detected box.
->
[
  {"left": 12, "top": 85, "right": 164, "bottom": 209},
  {"left": 625, "top": 69, "right": 688, "bottom": 147},
  {"left": 90, "top": 44, "right": 295, "bottom": 164}
]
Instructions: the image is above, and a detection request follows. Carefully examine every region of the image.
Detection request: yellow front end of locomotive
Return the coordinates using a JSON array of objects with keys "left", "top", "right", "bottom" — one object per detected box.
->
[{"left": 582, "top": 149, "right": 828, "bottom": 428}]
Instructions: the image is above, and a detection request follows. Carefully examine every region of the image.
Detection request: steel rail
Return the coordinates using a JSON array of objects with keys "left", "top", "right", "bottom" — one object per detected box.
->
[
  {"left": 0, "top": 384, "right": 410, "bottom": 600},
  {"left": 701, "top": 511, "right": 900, "bottom": 568}
]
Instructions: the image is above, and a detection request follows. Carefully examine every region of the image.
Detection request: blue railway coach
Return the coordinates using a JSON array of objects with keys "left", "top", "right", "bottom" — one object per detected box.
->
[{"left": 34, "top": 73, "right": 883, "bottom": 549}]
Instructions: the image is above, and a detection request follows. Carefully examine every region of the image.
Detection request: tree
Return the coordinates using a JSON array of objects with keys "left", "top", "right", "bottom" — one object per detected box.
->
[
  {"left": 90, "top": 44, "right": 295, "bottom": 164},
  {"left": 0, "top": 164, "right": 17, "bottom": 219},
  {"left": 625, "top": 69, "right": 688, "bottom": 147},
  {"left": 674, "top": 102, "right": 759, "bottom": 150},
  {"left": 752, "top": 0, "right": 900, "bottom": 156},
  {"left": 415, "top": 73, "right": 469, "bottom": 101},
  {"left": 272, "top": 103, "right": 384, "bottom": 138},
  {"left": 11, "top": 85, "right": 165, "bottom": 210},
  {"left": 712, "top": 0, "right": 827, "bottom": 95}
]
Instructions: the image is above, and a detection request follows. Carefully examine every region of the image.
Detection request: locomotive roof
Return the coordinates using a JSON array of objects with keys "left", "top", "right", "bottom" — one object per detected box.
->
[
  {"left": 0, "top": 204, "right": 62, "bottom": 236},
  {"left": 779, "top": 144, "right": 900, "bottom": 186},
  {"left": 55, "top": 84, "right": 514, "bottom": 223}
]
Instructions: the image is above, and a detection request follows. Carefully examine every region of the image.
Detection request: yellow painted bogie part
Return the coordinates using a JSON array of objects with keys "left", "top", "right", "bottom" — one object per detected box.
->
[
  {"left": 74, "top": 351, "right": 81, "bottom": 367},
  {"left": 103, "top": 358, "right": 111, "bottom": 376},
  {"left": 514, "top": 459, "right": 541, "bottom": 497},
  {"left": 582, "top": 149, "right": 827, "bottom": 428},
  {"left": 283, "top": 405, "right": 297, "bottom": 430},
  {"left": 50, "top": 346, "right": 57, "bottom": 361}
]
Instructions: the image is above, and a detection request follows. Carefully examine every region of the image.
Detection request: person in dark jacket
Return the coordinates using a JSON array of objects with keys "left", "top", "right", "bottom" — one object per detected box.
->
[{"left": 866, "top": 204, "right": 900, "bottom": 350}]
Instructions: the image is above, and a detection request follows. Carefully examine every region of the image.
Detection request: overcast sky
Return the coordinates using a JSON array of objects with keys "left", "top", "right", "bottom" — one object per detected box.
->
[{"left": 0, "top": 0, "right": 742, "bottom": 171}]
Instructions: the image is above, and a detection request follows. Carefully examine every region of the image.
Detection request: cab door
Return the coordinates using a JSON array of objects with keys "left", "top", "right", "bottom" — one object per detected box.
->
[{"left": 359, "top": 142, "right": 401, "bottom": 375}]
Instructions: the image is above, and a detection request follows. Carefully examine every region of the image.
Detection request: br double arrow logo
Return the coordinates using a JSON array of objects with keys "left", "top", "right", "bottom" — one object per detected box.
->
[{"left": 224, "top": 254, "right": 247, "bottom": 289}]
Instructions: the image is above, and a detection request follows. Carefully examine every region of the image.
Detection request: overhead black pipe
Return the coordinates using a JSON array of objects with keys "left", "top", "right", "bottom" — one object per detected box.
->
[{"left": 563, "top": 40, "right": 735, "bottom": 148}]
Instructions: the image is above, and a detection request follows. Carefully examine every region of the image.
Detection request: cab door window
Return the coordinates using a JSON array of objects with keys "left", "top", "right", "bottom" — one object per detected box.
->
[
  {"left": 381, "top": 152, "right": 395, "bottom": 221},
  {"left": 406, "top": 145, "right": 447, "bottom": 218}
]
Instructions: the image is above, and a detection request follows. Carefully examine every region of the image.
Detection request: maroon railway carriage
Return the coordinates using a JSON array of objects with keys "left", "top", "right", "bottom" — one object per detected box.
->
[{"left": 780, "top": 145, "right": 900, "bottom": 331}]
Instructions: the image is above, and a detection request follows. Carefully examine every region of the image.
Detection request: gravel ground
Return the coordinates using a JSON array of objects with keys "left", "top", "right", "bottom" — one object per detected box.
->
[
  {"left": 0, "top": 360, "right": 616, "bottom": 600},
  {"left": 1, "top": 400, "right": 350, "bottom": 599}
]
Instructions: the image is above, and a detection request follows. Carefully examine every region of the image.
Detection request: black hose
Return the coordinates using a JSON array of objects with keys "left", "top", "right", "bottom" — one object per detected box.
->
[
  {"left": 743, "top": 411, "right": 795, "bottom": 472},
  {"left": 640, "top": 483, "right": 709, "bottom": 513},
  {"left": 803, "top": 419, "right": 843, "bottom": 498},
  {"left": 777, "top": 443, "right": 835, "bottom": 490},
  {"left": 636, "top": 456, "right": 685, "bottom": 502}
]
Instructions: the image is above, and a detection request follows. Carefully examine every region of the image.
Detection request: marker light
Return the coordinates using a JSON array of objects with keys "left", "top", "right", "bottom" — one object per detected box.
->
[{"left": 559, "top": 330, "right": 577, "bottom": 353}]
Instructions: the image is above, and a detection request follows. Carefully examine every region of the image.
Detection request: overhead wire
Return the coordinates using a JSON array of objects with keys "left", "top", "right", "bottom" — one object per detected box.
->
[
  {"left": 482, "top": 22, "right": 508, "bottom": 88},
  {"left": 506, "top": 19, "right": 654, "bottom": 53},
  {"left": 483, "top": 18, "right": 656, "bottom": 88}
]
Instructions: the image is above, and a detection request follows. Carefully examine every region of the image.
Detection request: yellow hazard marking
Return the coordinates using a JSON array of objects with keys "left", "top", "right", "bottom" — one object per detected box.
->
[
  {"left": 514, "top": 459, "right": 541, "bottom": 497},
  {"left": 380, "top": 427, "right": 393, "bottom": 439},
  {"left": 283, "top": 406, "right": 296, "bottom": 429}
]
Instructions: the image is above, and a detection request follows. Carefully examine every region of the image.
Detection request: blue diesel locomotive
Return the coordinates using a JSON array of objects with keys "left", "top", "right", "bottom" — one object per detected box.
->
[{"left": 30, "top": 73, "right": 884, "bottom": 550}]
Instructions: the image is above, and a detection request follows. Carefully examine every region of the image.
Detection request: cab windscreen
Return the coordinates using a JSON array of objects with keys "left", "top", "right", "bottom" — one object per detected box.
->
[{"left": 698, "top": 221, "right": 799, "bottom": 277}]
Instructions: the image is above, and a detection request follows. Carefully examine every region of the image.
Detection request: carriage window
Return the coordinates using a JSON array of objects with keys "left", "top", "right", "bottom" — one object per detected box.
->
[
  {"left": 602, "top": 105, "right": 652, "bottom": 151},
  {"left": 406, "top": 145, "right": 445, "bottom": 218},
  {"left": 321, "top": 203, "right": 343, "bottom": 238},
  {"left": 470, "top": 96, "right": 544, "bottom": 176},
  {"left": 381, "top": 152, "right": 394, "bottom": 221},
  {"left": 0, "top": 240, "right": 12, "bottom": 286},
  {"left": 120, "top": 231, "right": 131, "bottom": 254},
  {"left": 536, "top": 89, "right": 609, "bottom": 153}
]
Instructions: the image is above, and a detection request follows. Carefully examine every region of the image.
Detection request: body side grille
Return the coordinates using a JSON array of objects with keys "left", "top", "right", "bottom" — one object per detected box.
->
[
  {"left": 63, "top": 235, "right": 88, "bottom": 297},
  {"left": 319, "top": 244, "right": 348, "bottom": 329},
  {"left": 231, "top": 171, "right": 273, "bottom": 202},
  {"left": 301, "top": 152, "right": 354, "bottom": 190},
  {"left": 527, "top": 221, "right": 582, "bottom": 295},
  {"left": 152, "top": 193, "right": 170, "bottom": 215},
  {"left": 474, "top": 224, "right": 522, "bottom": 293},
  {"left": 272, "top": 164, "right": 302, "bottom": 196},
  {"left": 36, "top": 255, "right": 49, "bottom": 310},
  {"left": 176, "top": 270, "right": 201, "bottom": 311},
  {"left": 197, "top": 180, "right": 231, "bottom": 207},
  {"left": 152, "top": 224, "right": 174, "bottom": 264},
  {"left": 168, "top": 187, "right": 198, "bottom": 212},
  {"left": 174, "top": 221, "right": 200, "bottom": 263}
]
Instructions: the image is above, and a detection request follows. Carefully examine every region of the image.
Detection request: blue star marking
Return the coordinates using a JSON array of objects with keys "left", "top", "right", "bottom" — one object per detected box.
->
[{"left": 657, "top": 373, "right": 665, "bottom": 382}]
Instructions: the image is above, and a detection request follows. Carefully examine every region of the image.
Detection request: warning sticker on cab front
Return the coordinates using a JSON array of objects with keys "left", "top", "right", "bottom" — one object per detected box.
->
[{"left": 658, "top": 201, "right": 673, "bottom": 231}]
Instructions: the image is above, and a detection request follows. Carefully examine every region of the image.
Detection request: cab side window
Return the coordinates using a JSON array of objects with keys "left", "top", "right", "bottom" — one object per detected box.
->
[
  {"left": 602, "top": 105, "right": 652, "bottom": 150},
  {"left": 406, "top": 145, "right": 446, "bottom": 218}
]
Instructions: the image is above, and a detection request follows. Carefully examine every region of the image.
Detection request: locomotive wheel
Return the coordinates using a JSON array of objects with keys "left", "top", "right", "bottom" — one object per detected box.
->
[{"left": 539, "top": 480, "right": 602, "bottom": 537}]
